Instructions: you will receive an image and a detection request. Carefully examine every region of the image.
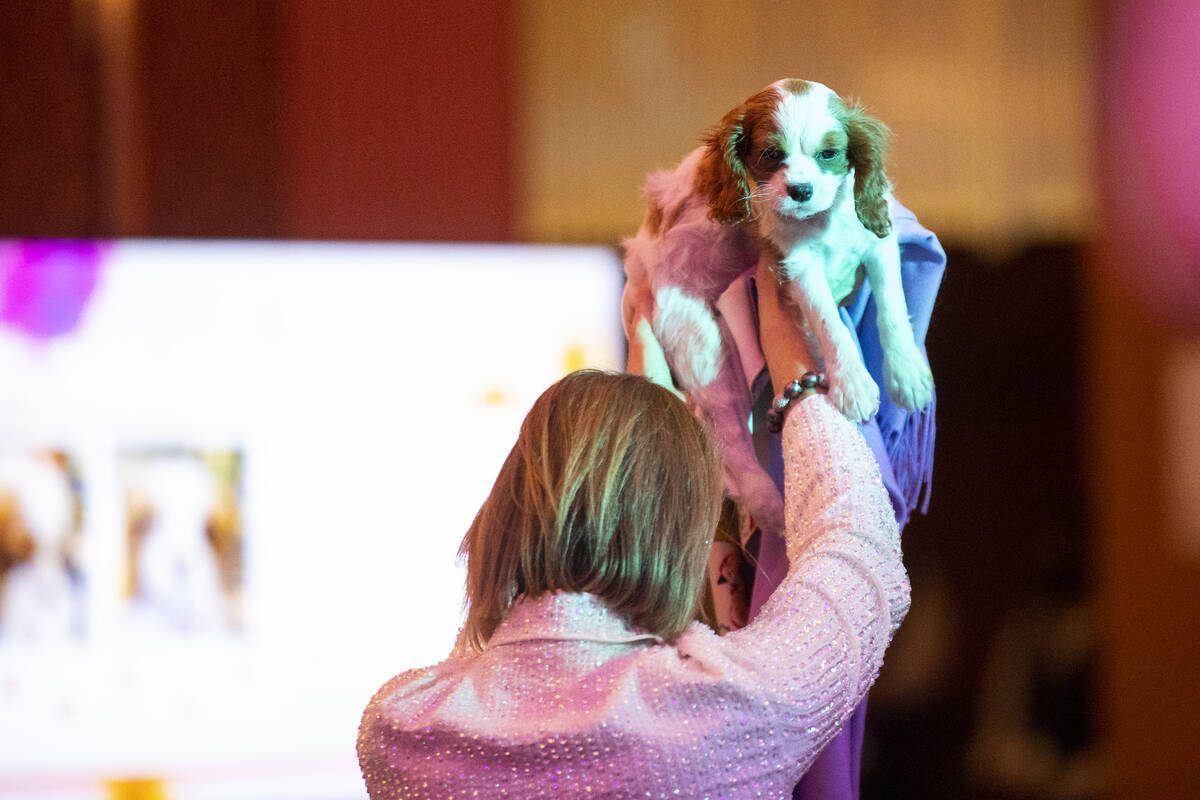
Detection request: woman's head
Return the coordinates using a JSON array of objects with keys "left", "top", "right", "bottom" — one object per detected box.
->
[{"left": 459, "top": 370, "right": 724, "bottom": 650}]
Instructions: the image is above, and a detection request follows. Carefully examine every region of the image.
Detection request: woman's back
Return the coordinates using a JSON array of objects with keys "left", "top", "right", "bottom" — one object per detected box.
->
[{"left": 358, "top": 397, "right": 908, "bottom": 799}]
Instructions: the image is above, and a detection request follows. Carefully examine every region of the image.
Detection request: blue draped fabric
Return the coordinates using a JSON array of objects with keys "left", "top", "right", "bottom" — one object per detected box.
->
[{"left": 743, "top": 200, "right": 946, "bottom": 800}]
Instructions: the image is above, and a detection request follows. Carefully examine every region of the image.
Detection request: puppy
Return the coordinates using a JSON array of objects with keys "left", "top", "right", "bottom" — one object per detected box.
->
[
  {"left": 0, "top": 454, "right": 79, "bottom": 639},
  {"left": 125, "top": 456, "right": 229, "bottom": 633},
  {"left": 622, "top": 79, "right": 932, "bottom": 535}
]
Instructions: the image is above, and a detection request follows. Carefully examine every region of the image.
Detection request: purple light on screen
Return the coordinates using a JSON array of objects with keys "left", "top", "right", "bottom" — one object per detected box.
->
[{"left": 0, "top": 240, "right": 107, "bottom": 342}]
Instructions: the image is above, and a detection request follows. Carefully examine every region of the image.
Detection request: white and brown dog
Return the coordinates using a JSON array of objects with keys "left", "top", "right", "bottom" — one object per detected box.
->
[{"left": 623, "top": 79, "right": 932, "bottom": 535}]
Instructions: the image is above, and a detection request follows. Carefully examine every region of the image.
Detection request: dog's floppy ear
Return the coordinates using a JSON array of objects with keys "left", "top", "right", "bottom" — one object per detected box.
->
[
  {"left": 698, "top": 103, "right": 754, "bottom": 225},
  {"left": 844, "top": 104, "right": 892, "bottom": 238},
  {"left": 0, "top": 491, "right": 35, "bottom": 572}
]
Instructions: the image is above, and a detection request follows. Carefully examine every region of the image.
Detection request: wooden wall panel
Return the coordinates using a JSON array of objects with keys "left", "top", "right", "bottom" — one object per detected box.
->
[
  {"left": 138, "top": 1, "right": 283, "bottom": 237},
  {"left": 516, "top": 0, "right": 1096, "bottom": 248},
  {"left": 0, "top": 2, "right": 102, "bottom": 237},
  {"left": 278, "top": 1, "right": 516, "bottom": 241},
  {"left": 1, "top": 2, "right": 518, "bottom": 241},
  {"left": 1090, "top": 2, "right": 1200, "bottom": 796}
]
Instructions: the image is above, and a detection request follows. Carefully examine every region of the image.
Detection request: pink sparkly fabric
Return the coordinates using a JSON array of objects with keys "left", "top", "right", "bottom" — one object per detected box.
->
[{"left": 358, "top": 396, "right": 909, "bottom": 799}]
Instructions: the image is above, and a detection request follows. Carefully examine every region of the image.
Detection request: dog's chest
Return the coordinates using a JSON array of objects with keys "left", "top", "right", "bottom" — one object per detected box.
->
[
  {"left": 778, "top": 218, "right": 873, "bottom": 304},
  {"left": 818, "top": 240, "right": 869, "bottom": 304}
]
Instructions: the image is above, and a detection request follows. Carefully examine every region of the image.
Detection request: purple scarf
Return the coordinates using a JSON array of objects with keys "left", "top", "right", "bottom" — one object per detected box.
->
[{"left": 746, "top": 200, "right": 946, "bottom": 800}]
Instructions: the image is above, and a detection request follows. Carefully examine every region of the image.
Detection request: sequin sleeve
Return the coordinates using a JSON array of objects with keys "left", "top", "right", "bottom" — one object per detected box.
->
[{"left": 715, "top": 393, "right": 909, "bottom": 753}]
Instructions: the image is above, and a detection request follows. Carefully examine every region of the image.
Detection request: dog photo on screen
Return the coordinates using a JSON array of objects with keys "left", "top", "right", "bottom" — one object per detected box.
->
[
  {"left": 0, "top": 450, "right": 86, "bottom": 641},
  {"left": 120, "top": 448, "right": 244, "bottom": 635}
]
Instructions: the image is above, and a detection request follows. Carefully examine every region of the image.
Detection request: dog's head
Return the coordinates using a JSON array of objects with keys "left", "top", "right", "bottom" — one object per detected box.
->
[{"left": 697, "top": 79, "right": 892, "bottom": 237}]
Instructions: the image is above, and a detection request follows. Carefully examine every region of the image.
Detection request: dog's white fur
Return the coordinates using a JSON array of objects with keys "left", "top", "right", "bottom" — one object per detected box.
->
[{"left": 622, "top": 79, "right": 932, "bottom": 535}]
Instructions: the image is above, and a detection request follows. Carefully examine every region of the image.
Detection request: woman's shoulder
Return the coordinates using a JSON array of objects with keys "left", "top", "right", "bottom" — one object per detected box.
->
[
  {"left": 671, "top": 618, "right": 829, "bottom": 704},
  {"left": 361, "top": 654, "right": 474, "bottom": 726},
  {"left": 671, "top": 621, "right": 771, "bottom": 684}
]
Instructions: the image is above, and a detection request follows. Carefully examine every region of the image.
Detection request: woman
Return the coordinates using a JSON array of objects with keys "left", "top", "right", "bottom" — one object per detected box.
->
[{"left": 357, "top": 264, "right": 910, "bottom": 798}]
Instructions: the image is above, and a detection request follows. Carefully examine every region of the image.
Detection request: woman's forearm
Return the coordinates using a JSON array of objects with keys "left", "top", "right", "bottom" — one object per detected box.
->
[{"left": 722, "top": 393, "right": 909, "bottom": 730}]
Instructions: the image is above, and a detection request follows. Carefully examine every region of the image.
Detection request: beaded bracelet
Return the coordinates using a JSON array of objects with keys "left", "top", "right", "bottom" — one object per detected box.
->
[{"left": 766, "top": 371, "right": 829, "bottom": 434}]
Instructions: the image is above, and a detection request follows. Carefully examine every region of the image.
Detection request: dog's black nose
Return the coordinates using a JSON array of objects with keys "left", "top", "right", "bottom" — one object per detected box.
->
[{"left": 787, "top": 183, "right": 814, "bottom": 202}]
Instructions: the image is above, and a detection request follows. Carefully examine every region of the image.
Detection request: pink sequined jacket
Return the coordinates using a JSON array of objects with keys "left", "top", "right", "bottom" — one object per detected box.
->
[{"left": 358, "top": 396, "right": 910, "bottom": 799}]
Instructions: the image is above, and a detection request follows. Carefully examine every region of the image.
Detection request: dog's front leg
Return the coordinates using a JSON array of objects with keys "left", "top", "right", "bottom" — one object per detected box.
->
[
  {"left": 775, "top": 253, "right": 880, "bottom": 422},
  {"left": 861, "top": 236, "right": 933, "bottom": 410}
]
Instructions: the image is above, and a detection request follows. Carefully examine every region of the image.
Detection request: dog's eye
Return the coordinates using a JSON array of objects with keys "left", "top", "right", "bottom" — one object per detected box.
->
[
  {"left": 818, "top": 149, "right": 840, "bottom": 160},
  {"left": 761, "top": 147, "right": 784, "bottom": 161}
]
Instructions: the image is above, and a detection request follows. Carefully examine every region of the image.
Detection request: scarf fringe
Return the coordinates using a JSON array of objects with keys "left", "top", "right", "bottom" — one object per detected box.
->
[{"left": 883, "top": 386, "right": 936, "bottom": 522}]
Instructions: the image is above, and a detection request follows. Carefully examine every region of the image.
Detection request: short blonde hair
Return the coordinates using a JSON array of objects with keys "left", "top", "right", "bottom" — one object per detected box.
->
[{"left": 459, "top": 370, "right": 724, "bottom": 650}]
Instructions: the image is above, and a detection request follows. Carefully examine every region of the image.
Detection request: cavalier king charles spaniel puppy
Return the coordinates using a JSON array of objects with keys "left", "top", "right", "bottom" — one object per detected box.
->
[{"left": 622, "top": 78, "right": 932, "bottom": 535}]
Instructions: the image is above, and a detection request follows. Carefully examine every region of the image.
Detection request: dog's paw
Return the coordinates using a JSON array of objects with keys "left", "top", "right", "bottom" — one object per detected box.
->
[
  {"left": 883, "top": 344, "right": 934, "bottom": 411},
  {"left": 827, "top": 359, "right": 880, "bottom": 422},
  {"left": 730, "top": 468, "right": 785, "bottom": 538}
]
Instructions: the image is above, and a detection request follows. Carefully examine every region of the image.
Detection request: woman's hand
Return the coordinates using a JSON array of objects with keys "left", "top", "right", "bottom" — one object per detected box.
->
[{"left": 754, "top": 255, "right": 821, "bottom": 398}]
